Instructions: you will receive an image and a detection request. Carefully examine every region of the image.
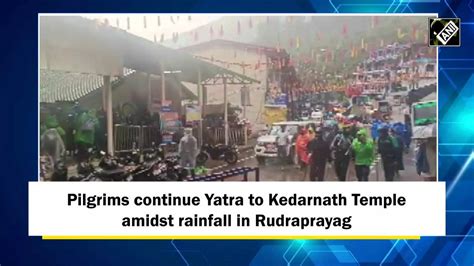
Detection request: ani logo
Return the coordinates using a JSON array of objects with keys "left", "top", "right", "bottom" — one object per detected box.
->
[{"left": 429, "top": 18, "right": 460, "bottom": 47}]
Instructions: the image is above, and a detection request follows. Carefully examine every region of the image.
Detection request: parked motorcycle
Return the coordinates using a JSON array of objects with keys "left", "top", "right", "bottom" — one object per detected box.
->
[
  {"left": 196, "top": 144, "right": 238, "bottom": 165},
  {"left": 51, "top": 160, "right": 68, "bottom": 181},
  {"left": 151, "top": 156, "right": 186, "bottom": 181}
]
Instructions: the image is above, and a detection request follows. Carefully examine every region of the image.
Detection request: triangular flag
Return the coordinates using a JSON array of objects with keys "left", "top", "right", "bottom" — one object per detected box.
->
[
  {"left": 412, "top": 25, "right": 417, "bottom": 40},
  {"left": 397, "top": 28, "right": 406, "bottom": 39},
  {"left": 255, "top": 60, "right": 261, "bottom": 70},
  {"left": 342, "top": 23, "right": 348, "bottom": 37},
  {"left": 371, "top": 16, "right": 379, "bottom": 29}
]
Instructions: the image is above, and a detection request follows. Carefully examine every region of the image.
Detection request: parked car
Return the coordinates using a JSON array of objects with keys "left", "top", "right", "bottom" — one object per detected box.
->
[{"left": 254, "top": 121, "right": 316, "bottom": 165}]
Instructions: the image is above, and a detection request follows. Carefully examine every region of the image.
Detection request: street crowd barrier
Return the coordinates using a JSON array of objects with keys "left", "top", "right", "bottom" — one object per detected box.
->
[
  {"left": 211, "top": 127, "right": 246, "bottom": 145},
  {"left": 188, "top": 167, "right": 260, "bottom": 182},
  {"left": 114, "top": 124, "right": 160, "bottom": 153}
]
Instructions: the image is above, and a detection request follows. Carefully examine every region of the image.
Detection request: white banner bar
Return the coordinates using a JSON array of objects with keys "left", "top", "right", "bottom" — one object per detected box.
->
[{"left": 29, "top": 182, "right": 445, "bottom": 237}]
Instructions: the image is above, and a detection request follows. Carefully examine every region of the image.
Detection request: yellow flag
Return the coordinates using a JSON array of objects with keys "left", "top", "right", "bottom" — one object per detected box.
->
[{"left": 397, "top": 28, "right": 406, "bottom": 39}]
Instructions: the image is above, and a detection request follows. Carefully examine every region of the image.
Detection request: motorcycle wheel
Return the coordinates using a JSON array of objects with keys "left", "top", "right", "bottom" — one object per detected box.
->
[
  {"left": 196, "top": 152, "right": 209, "bottom": 166},
  {"left": 224, "top": 151, "right": 238, "bottom": 164}
]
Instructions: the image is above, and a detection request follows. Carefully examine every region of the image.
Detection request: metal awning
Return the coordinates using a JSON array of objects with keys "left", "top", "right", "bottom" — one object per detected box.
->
[{"left": 40, "top": 16, "right": 258, "bottom": 85}]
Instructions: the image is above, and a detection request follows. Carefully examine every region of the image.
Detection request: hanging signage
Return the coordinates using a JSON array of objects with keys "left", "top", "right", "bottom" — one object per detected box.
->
[
  {"left": 265, "top": 82, "right": 288, "bottom": 107},
  {"left": 185, "top": 104, "right": 202, "bottom": 123},
  {"left": 263, "top": 106, "right": 287, "bottom": 124}
]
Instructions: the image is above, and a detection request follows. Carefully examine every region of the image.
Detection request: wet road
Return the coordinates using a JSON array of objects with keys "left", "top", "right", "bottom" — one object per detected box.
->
[{"left": 203, "top": 105, "right": 425, "bottom": 182}]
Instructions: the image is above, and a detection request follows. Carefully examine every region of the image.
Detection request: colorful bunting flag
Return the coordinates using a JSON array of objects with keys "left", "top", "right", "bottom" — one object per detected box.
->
[
  {"left": 342, "top": 23, "right": 348, "bottom": 37},
  {"left": 371, "top": 16, "right": 379, "bottom": 29},
  {"left": 397, "top": 28, "right": 406, "bottom": 39}
]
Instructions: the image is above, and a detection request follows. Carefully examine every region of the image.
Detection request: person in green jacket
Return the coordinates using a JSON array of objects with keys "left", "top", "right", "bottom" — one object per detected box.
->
[
  {"left": 351, "top": 128, "right": 375, "bottom": 181},
  {"left": 42, "top": 114, "right": 66, "bottom": 137}
]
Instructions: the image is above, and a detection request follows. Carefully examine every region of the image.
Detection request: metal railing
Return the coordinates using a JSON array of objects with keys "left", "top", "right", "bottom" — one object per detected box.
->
[
  {"left": 114, "top": 124, "right": 160, "bottom": 153},
  {"left": 210, "top": 127, "right": 246, "bottom": 145}
]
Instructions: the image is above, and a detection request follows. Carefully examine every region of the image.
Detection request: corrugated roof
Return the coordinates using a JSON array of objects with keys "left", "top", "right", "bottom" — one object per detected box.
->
[
  {"left": 40, "top": 68, "right": 135, "bottom": 103},
  {"left": 40, "top": 16, "right": 259, "bottom": 86}
]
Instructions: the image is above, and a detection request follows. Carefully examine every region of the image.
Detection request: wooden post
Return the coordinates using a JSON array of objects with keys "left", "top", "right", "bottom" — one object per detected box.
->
[
  {"left": 224, "top": 76, "right": 229, "bottom": 145},
  {"left": 147, "top": 73, "right": 152, "bottom": 113},
  {"left": 197, "top": 68, "right": 203, "bottom": 146},
  {"left": 242, "top": 64, "right": 248, "bottom": 146},
  {"left": 161, "top": 62, "right": 166, "bottom": 105},
  {"left": 103, "top": 75, "right": 114, "bottom": 156}
]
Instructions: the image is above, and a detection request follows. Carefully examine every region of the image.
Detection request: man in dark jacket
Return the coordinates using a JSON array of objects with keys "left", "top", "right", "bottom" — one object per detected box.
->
[
  {"left": 390, "top": 128, "right": 405, "bottom": 177},
  {"left": 377, "top": 127, "right": 398, "bottom": 181},
  {"left": 308, "top": 128, "right": 331, "bottom": 181},
  {"left": 331, "top": 126, "right": 353, "bottom": 181}
]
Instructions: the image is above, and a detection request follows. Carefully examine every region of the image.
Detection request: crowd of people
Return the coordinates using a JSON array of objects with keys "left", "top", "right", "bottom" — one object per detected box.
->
[{"left": 281, "top": 115, "right": 410, "bottom": 182}]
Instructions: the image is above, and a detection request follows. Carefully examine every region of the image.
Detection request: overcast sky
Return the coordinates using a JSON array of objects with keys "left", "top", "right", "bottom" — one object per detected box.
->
[{"left": 84, "top": 15, "right": 221, "bottom": 42}]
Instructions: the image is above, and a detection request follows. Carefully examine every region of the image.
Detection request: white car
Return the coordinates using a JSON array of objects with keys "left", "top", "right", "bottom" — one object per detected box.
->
[
  {"left": 310, "top": 111, "right": 323, "bottom": 123},
  {"left": 254, "top": 121, "right": 317, "bottom": 165}
]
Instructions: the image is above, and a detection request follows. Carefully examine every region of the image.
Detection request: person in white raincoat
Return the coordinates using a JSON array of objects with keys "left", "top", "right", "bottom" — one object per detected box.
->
[{"left": 179, "top": 127, "right": 198, "bottom": 169}]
